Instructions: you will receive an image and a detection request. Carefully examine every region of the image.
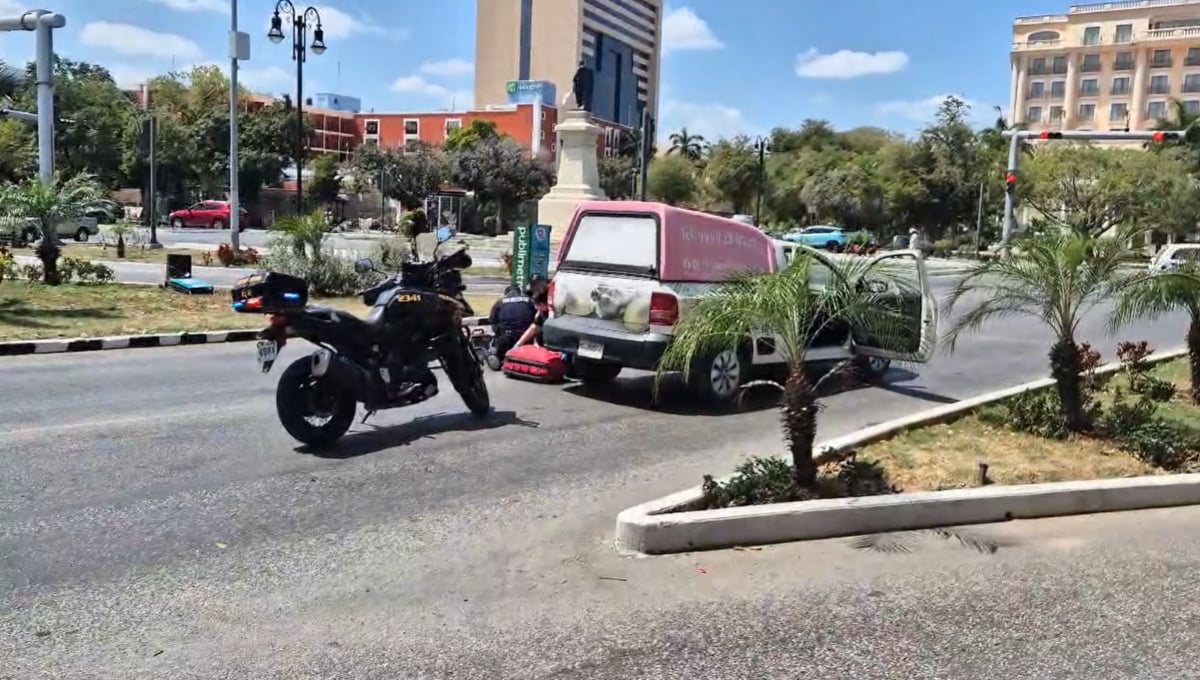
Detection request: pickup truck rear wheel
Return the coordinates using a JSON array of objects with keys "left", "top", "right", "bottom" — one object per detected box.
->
[
  {"left": 689, "top": 347, "right": 747, "bottom": 406},
  {"left": 573, "top": 358, "right": 621, "bottom": 385}
]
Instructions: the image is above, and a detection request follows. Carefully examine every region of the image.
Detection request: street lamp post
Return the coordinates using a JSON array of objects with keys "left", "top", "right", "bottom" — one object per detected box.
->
[
  {"left": 268, "top": 0, "right": 325, "bottom": 215},
  {"left": 753, "top": 136, "right": 770, "bottom": 228}
]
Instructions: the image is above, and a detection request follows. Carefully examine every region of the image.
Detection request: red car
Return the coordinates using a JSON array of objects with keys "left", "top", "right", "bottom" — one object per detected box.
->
[{"left": 168, "top": 200, "right": 249, "bottom": 230}]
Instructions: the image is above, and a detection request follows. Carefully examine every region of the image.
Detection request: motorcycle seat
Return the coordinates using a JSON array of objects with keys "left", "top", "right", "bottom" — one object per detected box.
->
[{"left": 306, "top": 305, "right": 387, "bottom": 331}]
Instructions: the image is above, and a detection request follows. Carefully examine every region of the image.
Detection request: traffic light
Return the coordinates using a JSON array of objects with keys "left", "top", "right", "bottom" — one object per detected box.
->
[
  {"left": 1152, "top": 131, "right": 1180, "bottom": 143},
  {"left": 1038, "top": 131, "right": 1063, "bottom": 140},
  {"left": 1005, "top": 172, "right": 1017, "bottom": 194}
]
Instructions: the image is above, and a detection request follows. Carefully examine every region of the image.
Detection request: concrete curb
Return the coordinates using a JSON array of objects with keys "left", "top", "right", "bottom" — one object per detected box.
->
[
  {"left": 615, "top": 347, "right": 1190, "bottom": 555},
  {"left": 0, "top": 317, "right": 493, "bottom": 357}
]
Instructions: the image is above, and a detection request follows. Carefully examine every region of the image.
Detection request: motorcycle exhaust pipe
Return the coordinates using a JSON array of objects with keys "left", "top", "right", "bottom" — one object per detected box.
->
[{"left": 310, "top": 349, "right": 377, "bottom": 403}]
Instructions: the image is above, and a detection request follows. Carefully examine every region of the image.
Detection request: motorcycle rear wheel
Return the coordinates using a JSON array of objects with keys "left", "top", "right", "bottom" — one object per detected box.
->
[
  {"left": 275, "top": 357, "right": 357, "bottom": 447},
  {"left": 444, "top": 334, "right": 491, "bottom": 416}
]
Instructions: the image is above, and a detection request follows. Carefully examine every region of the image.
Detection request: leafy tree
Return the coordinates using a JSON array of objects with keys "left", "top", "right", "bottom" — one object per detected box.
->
[
  {"left": 655, "top": 253, "right": 916, "bottom": 484},
  {"left": 646, "top": 154, "right": 697, "bottom": 205},
  {"left": 306, "top": 152, "right": 343, "bottom": 206},
  {"left": 702, "top": 136, "right": 759, "bottom": 213},
  {"left": 800, "top": 158, "right": 887, "bottom": 230},
  {"left": 444, "top": 119, "right": 500, "bottom": 154},
  {"left": 450, "top": 136, "right": 553, "bottom": 229},
  {"left": 668, "top": 127, "right": 706, "bottom": 160},
  {"left": 944, "top": 230, "right": 1130, "bottom": 431},
  {"left": 0, "top": 173, "right": 114, "bottom": 284},
  {"left": 375, "top": 142, "right": 448, "bottom": 209},
  {"left": 1112, "top": 265, "right": 1200, "bottom": 404},
  {"left": 908, "top": 96, "right": 985, "bottom": 239},
  {"left": 598, "top": 154, "right": 637, "bottom": 199},
  {"left": 0, "top": 119, "right": 36, "bottom": 183}
]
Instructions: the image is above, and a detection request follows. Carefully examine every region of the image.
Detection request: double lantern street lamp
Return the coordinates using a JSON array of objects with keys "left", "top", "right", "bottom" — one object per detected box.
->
[{"left": 268, "top": 0, "right": 325, "bottom": 213}]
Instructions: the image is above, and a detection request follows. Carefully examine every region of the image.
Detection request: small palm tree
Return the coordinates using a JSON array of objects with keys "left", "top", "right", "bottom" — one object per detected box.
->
[
  {"left": 944, "top": 229, "right": 1129, "bottom": 431},
  {"left": 274, "top": 210, "right": 328, "bottom": 261},
  {"left": 1111, "top": 264, "right": 1200, "bottom": 403},
  {"left": 668, "top": 127, "right": 705, "bottom": 161},
  {"left": 656, "top": 252, "right": 917, "bottom": 485},
  {"left": 0, "top": 173, "right": 113, "bottom": 284}
]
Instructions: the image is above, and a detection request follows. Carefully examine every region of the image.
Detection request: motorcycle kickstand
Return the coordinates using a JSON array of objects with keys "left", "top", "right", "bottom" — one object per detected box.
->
[{"left": 360, "top": 409, "right": 377, "bottom": 425}]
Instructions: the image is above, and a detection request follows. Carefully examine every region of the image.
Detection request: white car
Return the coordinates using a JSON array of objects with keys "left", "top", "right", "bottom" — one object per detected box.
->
[{"left": 1148, "top": 244, "right": 1200, "bottom": 273}]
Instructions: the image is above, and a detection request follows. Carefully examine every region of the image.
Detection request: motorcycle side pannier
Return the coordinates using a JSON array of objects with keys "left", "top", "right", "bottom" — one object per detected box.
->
[{"left": 231, "top": 271, "right": 309, "bottom": 313}]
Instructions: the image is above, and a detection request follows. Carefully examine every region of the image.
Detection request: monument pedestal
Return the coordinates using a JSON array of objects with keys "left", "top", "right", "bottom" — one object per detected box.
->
[{"left": 538, "top": 109, "right": 605, "bottom": 249}]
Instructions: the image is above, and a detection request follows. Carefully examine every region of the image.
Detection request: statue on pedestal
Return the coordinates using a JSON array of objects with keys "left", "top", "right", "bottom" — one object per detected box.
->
[{"left": 571, "top": 60, "right": 593, "bottom": 112}]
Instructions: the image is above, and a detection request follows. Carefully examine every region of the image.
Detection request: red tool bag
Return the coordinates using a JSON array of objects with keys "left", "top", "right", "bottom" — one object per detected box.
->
[{"left": 502, "top": 345, "right": 567, "bottom": 383}]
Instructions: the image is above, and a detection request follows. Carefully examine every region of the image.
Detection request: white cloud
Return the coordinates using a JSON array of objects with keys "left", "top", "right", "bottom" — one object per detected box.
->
[
  {"left": 659, "top": 99, "right": 752, "bottom": 141},
  {"left": 135, "top": 1, "right": 409, "bottom": 40},
  {"left": 106, "top": 64, "right": 157, "bottom": 90},
  {"left": 390, "top": 75, "right": 471, "bottom": 109},
  {"left": 662, "top": 6, "right": 722, "bottom": 53},
  {"left": 239, "top": 65, "right": 294, "bottom": 92},
  {"left": 876, "top": 94, "right": 979, "bottom": 122},
  {"left": 418, "top": 58, "right": 473, "bottom": 77},
  {"left": 794, "top": 48, "right": 909, "bottom": 79},
  {"left": 80, "top": 22, "right": 204, "bottom": 60},
  {"left": 142, "top": 0, "right": 227, "bottom": 10}
]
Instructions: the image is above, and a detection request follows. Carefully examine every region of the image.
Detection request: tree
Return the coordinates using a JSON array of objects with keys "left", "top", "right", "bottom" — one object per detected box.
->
[
  {"left": 598, "top": 155, "right": 637, "bottom": 199},
  {"left": 646, "top": 154, "right": 697, "bottom": 205},
  {"left": 1112, "top": 265, "right": 1200, "bottom": 403},
  {"left": 655, "top": 254, "right": 916, "bottom": 484},
  {"left": 381, "top": 142, "right": 448, "bottom": 209},
  {"left": 702, "top": 136, "right": 759, "bottom": 213},
  {"left": 944, "top": 230, "right": 1130, "bottom": 431},
  {"left": 910, "top": 96, "right": 985, "bottom": 238},
  {"left": 0, "top": 173, "right": 114, "bottom": 284},
  {"left": 0, "top": 119, "right": 36, "bottom": 184},
  {"left": 306, "top": 153, "right": 343, "bottom": 206},
  {"left": 668, "top": 127, "right": 706, "bottom": 160},
  {"left": 450, "top": 136, "right": 553, "bottom": 228},
  {"left": 444, "top": 120, "right": 500, "bottom": 154},
  {"left": 800, "top": 158, "right": 887, "bottom": 230}
]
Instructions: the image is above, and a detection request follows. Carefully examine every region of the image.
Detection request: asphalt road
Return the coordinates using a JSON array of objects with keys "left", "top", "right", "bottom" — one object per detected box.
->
[{"left": 1, "top": 280, "right": 1192, "bottom": 678}]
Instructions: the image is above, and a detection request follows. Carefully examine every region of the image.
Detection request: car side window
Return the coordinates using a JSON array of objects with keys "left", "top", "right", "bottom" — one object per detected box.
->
[{"left": 1176, "top": 248, "right": 1200, "bottom": 262}]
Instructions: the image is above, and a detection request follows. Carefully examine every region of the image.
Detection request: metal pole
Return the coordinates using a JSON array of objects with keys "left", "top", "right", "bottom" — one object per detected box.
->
[
  {"left": 637, "top": 108, "right": 649, "bottom": 201},
  {"left": 229, "top": 0, "right": 241, "bottom": 250},
  {"left": 294, "top": 16, "right": 305, "bottom": 215},
  {"left": 754, "top": 139, "right": 766, "bottom": 227},
  {"left": 149, "top": 115, "right": 158, "bottom": 244},
  {"left": 34, "top": 17, "right": 55, "bottom": 182},
  {"left": 974, "top": 180, "right": 984, "bottom": 258},
  {"left": 1000, "top": 133, "right": 1020, "bottom": 260}
]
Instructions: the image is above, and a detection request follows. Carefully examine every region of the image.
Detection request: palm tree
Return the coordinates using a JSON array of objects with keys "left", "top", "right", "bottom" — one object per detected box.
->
[
  {"left": 1111, "top": 265, "right": 1200, "bottom": 403},
  {"left": 0, "top": 59, "right": 23, "bottom": 100},
  {"left": 655, "top": 253, "right": 917, "bottom": 485},
  {"left": 668, "top": 127, "right": 705, "bottom": 161},
  {"left": 0, "top": 173, "right": 113, "bottom": 284},
  {"left": 944, "top": 229, "right": 1129, "bottom": 431}
]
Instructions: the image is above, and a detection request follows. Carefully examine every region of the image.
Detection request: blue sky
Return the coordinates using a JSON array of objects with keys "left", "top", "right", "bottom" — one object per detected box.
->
[{"left": 0, "top": 0, "right": 1059, "bottom": 139}]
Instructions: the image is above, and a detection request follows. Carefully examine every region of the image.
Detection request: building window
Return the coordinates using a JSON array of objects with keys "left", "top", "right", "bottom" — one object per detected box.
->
[
  {"left": 1048, "top": 105, "right": 1064, "bottom": 122},
  {"left": 1028, "top": 57, "right": 1048, "bottom": 75},
  {"left": 1079, "top": 78, "right": 1100, "bottom": 96},
  {"left": 444, "top": 118, "right": 462, "bottom": 138},
  {"left": 1027, "top": 106, "right": 1043, "bottom": 123},
  {"left": 1052, "top": 55, "right": 1068, "bottom": 74},
  {"left": 403, "top": 119, "right": 419, "bottom": 136},
  {"left": 1082, "top": 26, "right": 1101, "bottom": 45},
  {"left": 1111, "top": 76, "right": 1131, "bottom": 95},
  {"left": 1050, "top": 81, "right": 1066, "bottom": 98},
  {"left": 1078, "top": 103, "right": 1096, "bottom": 121},
  {"left": 363, "top": 138, "right": 378, "bottom": 148},
  {"left": 1185, "top": 100, "right": 1200, "bottom": 113},
  {"left": 1152, "top": 49, "right": 1173, "bottom": 67},
  {"left": 1115, "top": 24, "right": 1133, "bottom": 43},
  {"left": 1028, "top": 81, "right": 1045, "bottom": 99},
  {"left": 1148, "top": 100, "right": 1168, "bottom": 120},
  {"left": 1185, "top": 74, "right": 1200, "bottom": 92},
  {"left": 364, "top": 119, "right": 379, "bottom": 136},
  {"left": 1109, "top": 102, "right": 1129, "bottom": 124},
  {"left": 1080, "top": 54, "right": 1102, "bottom": 72},
  {"left": 1149, "top": 74, "right": 1170, "bottom": 94},
  {"left": 1114, "top": 52, "right": 1135, "bottom": 70}
]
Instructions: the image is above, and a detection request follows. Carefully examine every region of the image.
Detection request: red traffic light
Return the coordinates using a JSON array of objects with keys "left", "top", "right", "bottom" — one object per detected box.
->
[
  {"left": 1005, "top": 173, "right": 1017, "bottom": 184},
  {"left": 1038, "top": 131, "right": 1063, "bottom": 140},
  {"left": 1152, "top": 131, "right": 1180, "bottom": 143}
]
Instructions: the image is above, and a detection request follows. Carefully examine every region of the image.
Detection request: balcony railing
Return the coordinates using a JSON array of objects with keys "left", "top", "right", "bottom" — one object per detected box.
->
[
  {"left": 1027, "top": 66, "right": 1052, "bottom": 75},
  {"left": 1027, "top": 90, "right": 1047, "bottom": 99},
  {"left": 1113, "top": 60, "right": 1135, "bottom": 70},
  {"left": 1148, "top": 85, "right": 1172, "bottom": 94},
  {"left": 1070, "top": 0, "right": 1200, "bottom": 14},
  {"left": 1079, "top": 87, "right": 1101, "bottom": 97},
  {"left": 1112, "top": 86, "right": 1132, "bottom": 95},
  {"left": 1150, "top": 57, "right": 1174, "bottom": 67},
  {"left": 1142, "top": 27, "right": 1200, "bottom": 43},
  {"left": 1013, "top": 39, "right": 1062, "bottom": 50},
  {"left": 1049, "top": 90, "right": 1067, "bottom": 99},
  {"left": 1080, "top": 62, "right": 1103, "bottom": 72}
]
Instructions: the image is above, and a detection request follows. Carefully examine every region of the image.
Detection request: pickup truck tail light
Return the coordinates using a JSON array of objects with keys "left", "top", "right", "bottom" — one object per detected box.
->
[{"left": 649, "top": 292, "right": 678, "bottom": 326}]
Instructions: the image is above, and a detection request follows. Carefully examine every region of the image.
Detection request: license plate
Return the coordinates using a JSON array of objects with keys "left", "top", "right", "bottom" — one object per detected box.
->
[
  {"left": 256, "top": 339, "right": 278, "bottom": 373},
  {"left": 577, "top": 340, "right": 603, "bottom": 360}
]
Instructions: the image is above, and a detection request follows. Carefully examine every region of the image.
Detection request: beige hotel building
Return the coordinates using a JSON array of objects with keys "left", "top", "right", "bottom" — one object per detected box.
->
[{"left": 1011, "top": 0, "right": 1200, "bottom": 132}]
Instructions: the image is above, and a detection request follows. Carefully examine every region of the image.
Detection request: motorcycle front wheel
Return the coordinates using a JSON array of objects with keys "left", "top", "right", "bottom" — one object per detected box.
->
[
  {"left": 444, "top": 333, "right": 491, "bottom": 416},
  {"left": 275, "top": 357, "right": 357, "bottom": 447}
]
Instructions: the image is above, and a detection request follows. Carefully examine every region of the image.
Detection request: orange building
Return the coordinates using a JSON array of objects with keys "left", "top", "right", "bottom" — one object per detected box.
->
[
  {"left": 355, "top": 103, "right": 630, "bottom": 160},
  {"left": 243, "top": 93, "right": 357, "bottom": 162}
]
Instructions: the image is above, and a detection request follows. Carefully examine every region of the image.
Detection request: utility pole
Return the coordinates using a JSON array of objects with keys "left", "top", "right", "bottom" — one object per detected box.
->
[
  {"left": 638, "top": 108, "right": 654, "bottom": 201},
  {"left": 228, "top": 0, "right": 246, "bottom": 250},
  {"left": 974, "top": 180, "right": 985, "bottom": 259}
]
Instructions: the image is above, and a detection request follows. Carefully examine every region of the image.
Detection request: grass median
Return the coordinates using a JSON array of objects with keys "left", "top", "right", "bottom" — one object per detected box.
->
[{"left": 0, "top": 283, "right": 498, "bottom": 342}]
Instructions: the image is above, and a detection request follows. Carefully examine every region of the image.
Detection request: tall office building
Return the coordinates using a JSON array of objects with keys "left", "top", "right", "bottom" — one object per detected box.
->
[
  {"left": 1011, "top": 0, "right": 1200, "bottom": 132},
  {"left": 475, "top": 0, "right": 662, "bottom": 128}
]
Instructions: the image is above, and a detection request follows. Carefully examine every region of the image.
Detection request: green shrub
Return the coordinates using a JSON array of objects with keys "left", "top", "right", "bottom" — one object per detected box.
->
[
  {"left": 370, "top": 237, "right": 412, "bottom": 271},
  {"left": 697, "top": 454, "right": 897, "bottom": 510},
  {"left": 265, "top": 246, "right": 380, "bottom": 297},
  {"left": 1120, "top": 420, "right": 1196, "bottom": 470},
  {"left": 981, "top": 389, "right": 1071, "bottom": 440},
  {"left": 1097, "top": 388, "right": 1157, "bottom": 437},
  {"left": 932, "top": 238, "right": 954, "bottom": 257}
]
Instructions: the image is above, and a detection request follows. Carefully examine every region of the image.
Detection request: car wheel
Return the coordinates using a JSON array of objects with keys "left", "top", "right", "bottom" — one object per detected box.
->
[
  {"left": 852, "top": 353, "right": 891, "bottom": 384},
  {"left": 825, "top": 240, "right": 842, "bottom": 252},
  {"left": 212, "top": 219, "right": 225, "bottom": 230},
  {"left": 573, "top": 359, "right": 622, "bottom": 385},
  {"left": 172, "top": 218, "right": 184, "bottom": 229},
  {"left": 75, "top": 227, "right": 90, "bottom": 242},
  {"left": 689, "top": 348, "right": 747, "bottom": 406}
]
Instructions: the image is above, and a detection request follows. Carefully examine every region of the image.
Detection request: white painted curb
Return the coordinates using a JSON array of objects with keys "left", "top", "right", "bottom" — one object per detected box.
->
[{"left": 616, "top": 347, "right": 1190, "bottom": 554}]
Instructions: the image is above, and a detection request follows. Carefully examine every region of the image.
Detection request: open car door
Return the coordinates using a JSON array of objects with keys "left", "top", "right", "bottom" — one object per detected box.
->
[{"left": 852, "top": 250, "right": 938, "bottom": 363}]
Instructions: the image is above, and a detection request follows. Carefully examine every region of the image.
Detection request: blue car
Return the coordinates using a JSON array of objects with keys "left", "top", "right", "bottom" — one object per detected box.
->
[{"left": 781, "top": 225, "right": 847, "bottom": 252}]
